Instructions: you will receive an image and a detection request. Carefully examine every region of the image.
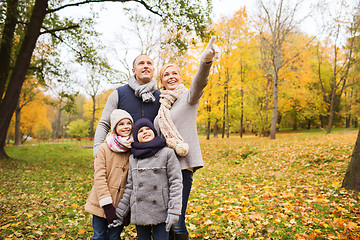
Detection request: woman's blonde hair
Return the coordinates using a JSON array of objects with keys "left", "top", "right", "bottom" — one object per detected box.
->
[{"left": 159, "top": 63, "right": 181, "bottom": 89}]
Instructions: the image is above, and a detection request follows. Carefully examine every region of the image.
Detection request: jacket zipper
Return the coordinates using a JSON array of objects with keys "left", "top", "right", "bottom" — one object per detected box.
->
[{"left": 142, "top": 102, "right": 144, "bottom": 118}]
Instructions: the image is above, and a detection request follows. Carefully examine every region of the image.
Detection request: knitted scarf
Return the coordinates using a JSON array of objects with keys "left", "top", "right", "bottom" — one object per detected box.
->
[
  {"left": 128, "top": 75, "right": 157, "bottom": 103},
  {"left": 158, "top": 84, "right": 189, "bottom": 157},
  {"left": 106, "top": 132, "right": 133, "bottom": 152},
  {"left": 131, "top": 136, "right": 166, "bottom": 159}
]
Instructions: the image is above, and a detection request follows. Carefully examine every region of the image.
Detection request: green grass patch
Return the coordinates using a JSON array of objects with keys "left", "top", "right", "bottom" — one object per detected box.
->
[{"left": 1, "top": 131, "right": 359, "bottom": 239}]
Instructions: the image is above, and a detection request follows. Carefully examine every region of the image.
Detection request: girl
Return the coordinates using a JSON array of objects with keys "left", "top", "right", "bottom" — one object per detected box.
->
[{"left": 85, "top": 109, "right": 133, "bottom": 240}]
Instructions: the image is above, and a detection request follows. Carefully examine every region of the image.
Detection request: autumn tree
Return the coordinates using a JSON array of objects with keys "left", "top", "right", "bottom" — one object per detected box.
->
[
  {"left": 19, "top": 92, "right": 52, "bottom": 139},
  {"left": 203, "top": 8, "right": 252, "bottom": 138},
  {"left": 14, "top": 77, "right": 40, "bottom": 145},
  {"left": 315, "top": 0, "right": 360, "bottom": 133},
  {"left": 255, "top": 0, "right": 310, "bottom": 139},
  {"left": 0, "top": 0, "right": 212, "bottom": 159},
  {"left": 279, "top": 34, "right": 325, "bottom": 130},
  {"left": 75, "top": 39, "right": 115, "bottom": 138},
  {"left": 341, "top": 3, "right": 360, "bottom": 192}
]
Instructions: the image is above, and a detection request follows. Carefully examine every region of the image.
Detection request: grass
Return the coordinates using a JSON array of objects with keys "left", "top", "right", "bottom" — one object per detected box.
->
[{"left": 0, "top": 131, "right": 359, "bottom": 239}]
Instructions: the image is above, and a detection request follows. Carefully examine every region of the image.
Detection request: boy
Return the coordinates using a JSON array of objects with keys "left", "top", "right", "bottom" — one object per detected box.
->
[{"left": 112, "top": 118, "right": 182, "bottom": 240}]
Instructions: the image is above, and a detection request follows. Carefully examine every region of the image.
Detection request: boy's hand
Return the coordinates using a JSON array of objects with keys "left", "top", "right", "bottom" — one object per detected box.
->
[
  {"left": 108, "top": 219, "right": 123, "bottom": 228},
  {"left": 165, "top": 213, "right": 179, "bottom": 232}
]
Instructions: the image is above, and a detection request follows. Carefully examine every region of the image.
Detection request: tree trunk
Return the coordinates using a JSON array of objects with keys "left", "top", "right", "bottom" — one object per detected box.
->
[
  {"left": 222, "top": 92, "right": 226, "bottom": 138},
  {"left": 53, "top": 104, "right": 62, "bottom": 139},
  {"left": 346, "top": 114, "right": 351, "bottom": 128},
  {"left": 225, "top": 68, "right": 229, "bottom": 138},
  {"left": 240, "top": 89, "right": 244, "bottom": 138},
  {"left": 342, "top": 128, "right": 360, "bottom": 192},
  {"left": 270, "top": 70, "right": 279, "bottom": 139},
  {"left": 293, "top": 111, "right": 297, "bottom": 130},
  {"left": 90, "top": 94, "right": 96, "bottom": 138},
  {"left": 14, "top": 101, "right": 22, "bottom": 146},
  {"left": 0, "top": 0, "right": 48, "bottom": 160},
  {"left": 206, "top": 104, "right": 210, "bottom": 140},
  {"left": 0, "top": 0, "right": 19, "bottom": 98},
  {"left": 327, "top": 92, "right": 336, "bottom": 133},
  {"left": 213, "top": 119, "right": 219, "bottom": 138}
]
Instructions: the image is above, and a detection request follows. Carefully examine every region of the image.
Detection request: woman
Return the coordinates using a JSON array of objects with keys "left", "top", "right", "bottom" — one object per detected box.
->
[{"left": 154, "top": 37, "right": 220, "bottom": 240}]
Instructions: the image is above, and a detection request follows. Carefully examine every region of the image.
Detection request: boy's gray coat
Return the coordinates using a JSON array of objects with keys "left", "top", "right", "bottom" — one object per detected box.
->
[{"left": 116, "top": 147, "right": 182, "bottom": 226}]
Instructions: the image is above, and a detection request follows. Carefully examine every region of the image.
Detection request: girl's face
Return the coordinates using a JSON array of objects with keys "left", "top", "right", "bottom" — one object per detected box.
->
[
  {"left": 161, "top": 66, "right": 182, "bottom": 91},
  {"left": 115, "top": 118, "right": 132, "bottom": 137},
  {"left": 137, "top": 126, "right": 155, "bottom": 143}
]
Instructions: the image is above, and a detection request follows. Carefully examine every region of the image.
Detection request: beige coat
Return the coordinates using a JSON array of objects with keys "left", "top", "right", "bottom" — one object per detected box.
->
[{"left": 85, "top": 142, "right": 131, "bottom": 218}]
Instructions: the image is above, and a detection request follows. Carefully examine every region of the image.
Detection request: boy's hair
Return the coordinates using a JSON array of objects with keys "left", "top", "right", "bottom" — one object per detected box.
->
[{"left": 132, "top": 118, "right": 157, "bottom": 142}]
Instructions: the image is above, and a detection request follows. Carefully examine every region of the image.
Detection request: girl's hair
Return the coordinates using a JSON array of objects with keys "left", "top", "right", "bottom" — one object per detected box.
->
[{"left": 159, "top": 64, "right": 181, "bottom": 89}]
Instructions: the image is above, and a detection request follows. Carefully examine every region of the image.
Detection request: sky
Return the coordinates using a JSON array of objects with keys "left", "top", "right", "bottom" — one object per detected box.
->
[
  {"left": 58, "top": 0, "right": 349, "bottom": 94},
  {"left": 56, "top": 0, "right": 254, "bottom": 95},
  {"left": 92, "top": 0, "right": 250, "bottom": 49},
  {"left": 63, "top": 0, "right": 252, "bottom": 87}
]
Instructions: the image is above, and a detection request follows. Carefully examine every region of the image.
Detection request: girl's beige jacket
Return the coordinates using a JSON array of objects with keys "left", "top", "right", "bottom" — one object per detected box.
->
[{"left": 85, "top": 142, "right": 131, "bottom": 218}]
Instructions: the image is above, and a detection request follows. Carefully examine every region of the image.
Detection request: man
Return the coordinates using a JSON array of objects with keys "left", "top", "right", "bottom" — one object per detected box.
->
[{"left": 93, "top": 54, "right": 160, "bottom": 157}]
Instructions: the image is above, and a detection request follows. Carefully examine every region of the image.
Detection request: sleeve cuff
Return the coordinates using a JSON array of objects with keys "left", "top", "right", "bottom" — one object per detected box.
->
[{"left": 99, "top": 196, "right": 113, "bottom": 207}]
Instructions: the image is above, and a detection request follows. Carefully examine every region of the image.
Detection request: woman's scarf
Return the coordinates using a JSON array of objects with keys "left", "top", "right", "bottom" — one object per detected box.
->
[
  {"left": 131, "top": 136, "right": 166, "bottom": 159},
  {"left": 128, "top": 75, "right": 157, "bottom": 103},
  {"left": 106, "top": 132, "right": 133, "bottom": 152},
  {"left": 158, "top": 84, "right": 189, "bottom": 157}
]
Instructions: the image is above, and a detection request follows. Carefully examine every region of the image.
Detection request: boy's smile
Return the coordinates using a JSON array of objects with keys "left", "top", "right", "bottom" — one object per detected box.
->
[{"left": 137, "top": 126, "right": 155, "bottom": 143}]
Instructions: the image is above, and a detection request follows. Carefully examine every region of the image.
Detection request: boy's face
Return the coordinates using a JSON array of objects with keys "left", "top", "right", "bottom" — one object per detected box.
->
[
  {"left": 115, "top": 118, "right": 132, "bottom": 137},
  {"left": 137, "top": 126, "right": 155, "bottom": 143}
]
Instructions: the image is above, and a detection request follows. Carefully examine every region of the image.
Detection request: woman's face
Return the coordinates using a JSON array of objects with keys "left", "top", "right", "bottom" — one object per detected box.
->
[
  {"left": 161, "top": 66, "right": 182, "bottom": 91},
  {"left": 137, "top": 126, "right": 155, "bottom": 143},
  {"left": 115, "top": 118, "right": 132, "bottom": 137}
]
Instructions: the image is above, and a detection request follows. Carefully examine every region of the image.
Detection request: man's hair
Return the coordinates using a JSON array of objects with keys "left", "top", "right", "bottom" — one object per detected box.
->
[{"left": 133, "top": 54, "right": 152, "bottom": 68}]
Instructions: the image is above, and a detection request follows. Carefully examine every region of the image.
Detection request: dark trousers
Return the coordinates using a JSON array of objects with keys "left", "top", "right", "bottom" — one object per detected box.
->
[
  {"left": 136, "top": 222, "right": 169, "bottom": 240},
  {"left": 172, "top": 169, "right": 193, "bottom": 235},
  {"left": 92, "top": 215, "right": 124, "bottom": 240}
]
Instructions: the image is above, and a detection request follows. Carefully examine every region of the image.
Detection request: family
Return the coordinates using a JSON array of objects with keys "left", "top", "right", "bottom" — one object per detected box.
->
[{"left": 85, "top": 37, "right": 220, "bottom": 240}]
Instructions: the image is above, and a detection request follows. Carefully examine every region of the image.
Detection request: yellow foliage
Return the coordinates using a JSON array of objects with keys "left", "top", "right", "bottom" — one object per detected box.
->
[
  {"left": 83, "top": 89, "right": 114, "bottom": 129},
  {"left": 20, "top": 92, "right": 52, "bottom": 137}
]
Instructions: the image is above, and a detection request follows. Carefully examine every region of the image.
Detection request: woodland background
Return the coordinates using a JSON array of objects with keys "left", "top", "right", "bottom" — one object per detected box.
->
[
  {"left": 3, "top": 0, "right": 360, "bottom": 146},
  {"left": 1, "top": 0, "right": 360, "bottom": 239}
]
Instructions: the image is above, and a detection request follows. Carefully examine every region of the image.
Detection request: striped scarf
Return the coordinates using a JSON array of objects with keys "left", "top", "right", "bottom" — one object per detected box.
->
[
  {"left": 158, "top": 84, "right": 189, "bottom": 156},
  {"left": 106, "top": 132, "right": 133, "bottom": 152}
]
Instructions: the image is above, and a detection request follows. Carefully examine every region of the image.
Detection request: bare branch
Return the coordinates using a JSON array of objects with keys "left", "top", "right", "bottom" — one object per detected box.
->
[
  {"left": 40, "top": 25, "right": 80, "bottom": 35},
  {"left": 46, "top": 0, "right": 161, "bottom": 17}
]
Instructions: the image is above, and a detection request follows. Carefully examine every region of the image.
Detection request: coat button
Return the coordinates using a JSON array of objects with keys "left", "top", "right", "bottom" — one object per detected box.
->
[
  {"left": 152, "top": 200, "right": 157, "bottom": 204},
  {"left": 154, "top": 186, "right": 157, "bottom": 190},
  {"left": 137, "top": 198, "right": 141, "bottom": 202},
  {"left": 139, "top": 183, "right": 143, "bottom": 187},
  {"left": 154, "top": 169, "right": 158, "bottom": 174}
]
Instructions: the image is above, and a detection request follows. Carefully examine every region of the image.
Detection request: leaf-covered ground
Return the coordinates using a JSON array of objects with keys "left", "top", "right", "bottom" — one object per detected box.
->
[{"left": 0, "top": 131, "right": 359, "bottom": 239}]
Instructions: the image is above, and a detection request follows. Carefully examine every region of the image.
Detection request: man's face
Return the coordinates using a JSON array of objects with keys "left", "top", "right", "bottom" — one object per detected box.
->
[{"left": 132, "top": 55, "right": 155, "bottom": 85}]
